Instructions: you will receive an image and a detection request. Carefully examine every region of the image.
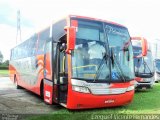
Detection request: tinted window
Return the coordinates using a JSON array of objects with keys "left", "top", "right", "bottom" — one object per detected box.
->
[{"left": 37, "top": 29, "right": 49, "bottom": 54}]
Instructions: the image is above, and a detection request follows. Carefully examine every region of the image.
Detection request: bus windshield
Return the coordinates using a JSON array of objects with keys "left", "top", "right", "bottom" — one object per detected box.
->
[
  {"left": 72, "top": 20, "right": 110, "bottom": 81},
  {"left": 143, "top": 51, "right": 154, "bottom": 74},
  {"left": 105, "top": 24, "right": 134, "bottom": 81},
  {"left": 134, "top": 47, "right": 154, "bottom": 77},
  {"left": 71, "top": 20, "right": 134, "bottom": 82}
]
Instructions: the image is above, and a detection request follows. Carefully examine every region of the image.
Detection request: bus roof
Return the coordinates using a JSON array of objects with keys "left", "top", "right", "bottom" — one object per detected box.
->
[
  {"left": 12, "top": 15, "right": 128, "bottom": 50},
  {"left": 69, "top": 15, "right": 126, "bottom": 28}
]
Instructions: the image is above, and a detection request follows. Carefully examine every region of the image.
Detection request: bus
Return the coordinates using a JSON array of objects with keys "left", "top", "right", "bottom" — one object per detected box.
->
[
  {"left": 154, "top": 59, "right": 160, "bottom": 83},
  {"left": 9, "top": 15, "right": 147, "bottom": 109},
  {"left": 132, "top": 37, "right": 154, "bottom": 90}
]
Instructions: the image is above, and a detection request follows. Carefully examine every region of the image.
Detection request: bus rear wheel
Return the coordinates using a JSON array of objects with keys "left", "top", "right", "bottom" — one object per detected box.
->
[{"left": 14, "top": 76, "right": 21, "bottom": 89}]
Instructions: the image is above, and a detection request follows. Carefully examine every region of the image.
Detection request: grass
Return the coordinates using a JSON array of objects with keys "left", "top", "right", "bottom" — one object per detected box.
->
[
  {"left": 26, "top": 83, "right": 160, "bottom": 120},
  {"left": 0, "top": 70, "right": 9, "bottom": 76}
]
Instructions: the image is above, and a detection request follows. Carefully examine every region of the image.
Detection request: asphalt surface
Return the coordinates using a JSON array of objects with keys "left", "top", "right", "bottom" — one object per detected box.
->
[{"left": 0, "top": 77, "right": 61, "bottom": 114}]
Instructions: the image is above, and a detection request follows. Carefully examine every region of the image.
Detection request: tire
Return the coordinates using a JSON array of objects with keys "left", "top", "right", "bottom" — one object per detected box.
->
[
  {"left": 14, "top": 76, "right": 21, "bottom": 89},
  {"left": 155, "top": 81, "right": 159, "bottom": 83}
]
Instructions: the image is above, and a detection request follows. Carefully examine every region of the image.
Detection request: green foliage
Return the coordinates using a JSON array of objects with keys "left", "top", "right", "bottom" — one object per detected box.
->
[
  {"left": 0, "top": 60, "right": 9, "bottom": 70},
  {"left": 3, "top": 60, "right": 9, "bottom": 66},
  {"left": 0, "top": 67, "right": 8, "bottom": 70},
  {"left": 0, "top": 70, "right": 8, "bottom": 76},
  {"left": 0, "top": 51, "right": 3, "bottom": 63}
]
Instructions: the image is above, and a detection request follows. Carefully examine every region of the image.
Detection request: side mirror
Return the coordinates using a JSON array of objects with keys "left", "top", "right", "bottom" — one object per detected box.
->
[
  {"left": 131, "top": 37, "right": 148, "bottom": 57},
  {"left": 64, "top": 26, "right": 76, "bottom": 53},
  {"left": 141, "top": 38, "right": 147, "bottom": 56}
]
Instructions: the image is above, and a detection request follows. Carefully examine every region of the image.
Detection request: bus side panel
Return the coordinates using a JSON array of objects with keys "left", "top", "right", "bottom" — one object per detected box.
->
[
  {"left": 34, "top": 54, "right": 45, "bottom": 95},
  {"left": 45, "top": 52, "right": 52, "bottom": 80},
  {"left": 9, "top": 61, "right": 21, "bottom": 85},
  {"left": 43, "top": 51, "right": 53, "bottom": 104},
  {"left": 44, "top": 79, "right": 53, "bottom": 104},
  {"left": 9, "top": 63, "right": 16, "bottom": 82},
  {"left": 35, "top": 68, "right": 44, "bottom": 95},
  {"left": 11, "top": 55, "right": 45, "bottom": 96},
  {"left": 34, "top": 52, "right": 53, "bottom": 96}
]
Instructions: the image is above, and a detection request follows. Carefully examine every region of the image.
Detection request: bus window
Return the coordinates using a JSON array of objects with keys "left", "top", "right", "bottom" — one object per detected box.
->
[
  {"left": 37, "top": 29, "right": 49, "bottom": 54},
  {"left": 28, "top": 35, "right": 37, "bottom": 56},
  {"left": 45, "top": 40, "right": 52, "bottom": 53}
]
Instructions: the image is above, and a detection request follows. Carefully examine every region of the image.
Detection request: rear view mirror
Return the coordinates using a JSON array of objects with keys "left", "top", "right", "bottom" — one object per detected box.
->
[
  {"left": 141, "top": 38, "right": 147, "bottom": 56},
  {"left": 64, "top": 26, "right": 76, "bottom": 53},
  {"left": 131, "top": 37, "right": 148, "bottom": 57}
]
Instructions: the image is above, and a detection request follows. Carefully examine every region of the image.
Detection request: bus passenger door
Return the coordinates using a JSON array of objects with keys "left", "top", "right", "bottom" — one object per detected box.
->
[
  {"left": 59, "top": 49, "right": 68, "bottom": 104},
  {"left": 54, "top": 42, "right": 68, "bottom": 105}
]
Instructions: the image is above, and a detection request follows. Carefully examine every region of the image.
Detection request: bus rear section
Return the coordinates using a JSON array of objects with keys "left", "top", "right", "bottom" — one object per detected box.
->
[
  {"left": 132, "top": 37, "right": 155, "bottom": 90},
  {"left": 10, "top": 15, "right": 137, "bottom": 109}
]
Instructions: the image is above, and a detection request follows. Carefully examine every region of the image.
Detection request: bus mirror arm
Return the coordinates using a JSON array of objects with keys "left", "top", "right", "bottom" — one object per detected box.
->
[
  {"left": 64, "top": 26, "right": 76, "bottom": 54},
  {"left": 141, "top": 38, "right": 148, "bottom": 56},
  {"left": 60, "top": 43, "right": 67, "bottom": 52}
]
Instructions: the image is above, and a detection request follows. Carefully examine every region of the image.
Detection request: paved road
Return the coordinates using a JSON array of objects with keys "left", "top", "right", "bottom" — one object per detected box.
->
[{"left": 0, "top": 77, "right": 61, "bottom": 114}]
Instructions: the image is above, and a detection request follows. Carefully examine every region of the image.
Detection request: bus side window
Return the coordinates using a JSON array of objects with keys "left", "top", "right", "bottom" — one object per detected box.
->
[
  {"left": 46, "top": 40, "right": 51, "bottom": 53},
  {"left": 37, "top": 29, "right": 49, "bottom": 54},
  {"left": 28, "top": 35, "right": 37, "bottom": 56}
]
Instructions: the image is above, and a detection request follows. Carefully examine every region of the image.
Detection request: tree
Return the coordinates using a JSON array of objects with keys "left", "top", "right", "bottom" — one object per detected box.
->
[
  {"left": 0, "top": 51, "right": 3, "bottom": 64},
  {"left": 3, "top": 60, "right": 9, "bottom": 66}
]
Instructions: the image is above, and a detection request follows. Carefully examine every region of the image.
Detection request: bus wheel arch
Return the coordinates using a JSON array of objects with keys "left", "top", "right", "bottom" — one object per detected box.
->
[{"left": 40, "top": 79, "right": 44, "bottom": 98}]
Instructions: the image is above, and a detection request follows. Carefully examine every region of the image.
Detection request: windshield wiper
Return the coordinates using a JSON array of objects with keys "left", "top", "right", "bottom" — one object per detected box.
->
[
  {"left": 135, "top": 58, "right": 141, "bottom": 75},
  {"left": 110, "top": 48, "right": 126, "bottom": 82},
  {"left": 136, "top": 57, "right": 154, "bottom": 77},
  {"left": 142, "top": 57, "right": 154, "bottom": 77},
  {"left": 93, "top": 53, "right": 109, "bottom": 82},
  {"left": 123, "top": 40, "right": 131, "bottom": 61}
]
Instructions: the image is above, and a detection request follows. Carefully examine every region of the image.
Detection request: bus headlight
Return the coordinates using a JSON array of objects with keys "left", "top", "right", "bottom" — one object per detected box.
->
[
  {"left": 72, "top": 86, "right": 90, "bottom": 93},
  {"left": 126, "top": 85, "right": 135, "bottom": 92}
]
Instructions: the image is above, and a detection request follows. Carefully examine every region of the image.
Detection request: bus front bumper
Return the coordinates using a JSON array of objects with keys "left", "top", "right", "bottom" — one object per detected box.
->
[
  {"left": 66, "top": 90, "right": 134, "bottom": 109},
  {"left": 135, "top": 81, "right": 154, "bottom": 89}
]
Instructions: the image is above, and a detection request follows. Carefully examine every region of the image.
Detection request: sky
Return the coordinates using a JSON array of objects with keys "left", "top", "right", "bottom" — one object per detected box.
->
[{"left": 0, "top": 0, "right": 160, "bottom": 60}]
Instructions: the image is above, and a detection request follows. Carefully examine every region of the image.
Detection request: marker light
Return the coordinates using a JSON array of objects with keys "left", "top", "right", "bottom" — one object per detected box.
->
[
  {"left": 72, "top": 86, "right": 90, "bottom": 93},
  {"left": 126, "top": 85, "right": 135, "bottom": 92}
]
